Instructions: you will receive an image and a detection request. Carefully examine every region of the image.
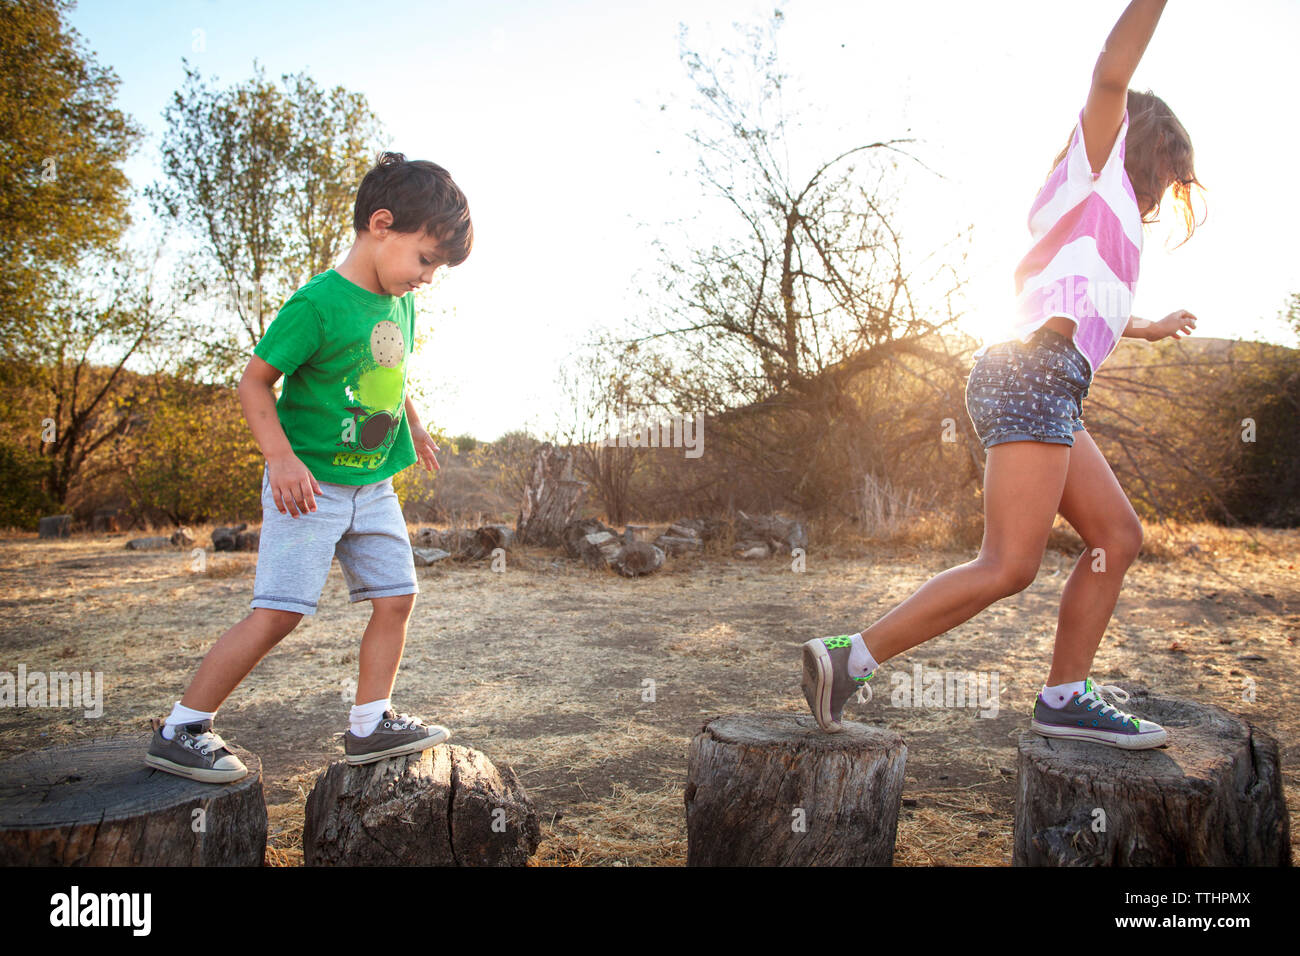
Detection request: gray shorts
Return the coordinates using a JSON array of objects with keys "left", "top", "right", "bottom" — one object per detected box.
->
[{"left": 250, "top": 465, "right": 417, "bottom": 616}]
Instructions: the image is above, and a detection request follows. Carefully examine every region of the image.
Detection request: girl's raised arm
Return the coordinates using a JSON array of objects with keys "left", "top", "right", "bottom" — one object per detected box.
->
[{"left": 1082, "top": 0, "right": 1167, "bottom": 174}]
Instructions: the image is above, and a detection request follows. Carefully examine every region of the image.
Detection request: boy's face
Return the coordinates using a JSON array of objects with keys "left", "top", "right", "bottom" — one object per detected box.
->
[{"left": 369, "top": 210, "right": 448, "bottom": 296}]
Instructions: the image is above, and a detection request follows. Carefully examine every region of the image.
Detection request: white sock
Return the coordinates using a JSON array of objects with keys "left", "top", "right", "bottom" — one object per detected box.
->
[
  {"left": 848, "top": 633, "right": 879, "bottom": 679},
  {"left": 162, "top": 701, "right": 216, "bottom": 740},
  {"left": 349, "top": 698, "right": 391, "bottom": 737},
  {"left": 1040, "top": 680, "right": 1088, "bottom": 709}
]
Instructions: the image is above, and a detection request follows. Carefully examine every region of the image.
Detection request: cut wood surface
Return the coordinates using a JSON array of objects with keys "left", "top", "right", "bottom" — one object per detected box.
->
[
  {"left": 0, "top": 733, "right": 266, "bottom": 866},
  {"left": 685, "top": 712, "right": 907, "bottom": 866},
  {"left": 1014, "top": 686, "right": 1291, "bottom": 865}
]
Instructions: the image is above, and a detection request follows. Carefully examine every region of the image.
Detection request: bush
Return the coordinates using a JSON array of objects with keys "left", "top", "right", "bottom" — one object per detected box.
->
[{"left": 0, "top": 445, "right": 56, "bottom": 530}]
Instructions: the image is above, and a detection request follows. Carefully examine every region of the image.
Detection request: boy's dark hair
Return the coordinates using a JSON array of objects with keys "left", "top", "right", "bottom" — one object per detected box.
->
[{"left": 354, "top": 152, "right": 473, "bottom": 265}]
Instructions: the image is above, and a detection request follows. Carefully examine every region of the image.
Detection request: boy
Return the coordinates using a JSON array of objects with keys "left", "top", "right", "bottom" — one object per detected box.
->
[{"left": 145, "top": 152, "right": 472, "bottom": 782}]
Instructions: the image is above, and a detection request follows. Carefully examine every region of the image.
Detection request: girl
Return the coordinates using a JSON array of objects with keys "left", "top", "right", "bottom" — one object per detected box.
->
[{"left": 801, "top": 0, "right": 1201, "bottom": 749}]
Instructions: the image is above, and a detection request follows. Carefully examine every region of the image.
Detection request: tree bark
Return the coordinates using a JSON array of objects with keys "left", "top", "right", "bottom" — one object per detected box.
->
[
  {"left": 685, "top": 713, "right": 907, "bottom": 866},
  {"left": 1014, "top": 687, "right": 1291, "bottom": 865},
  {"left": 303, "top": 744, "right": 539, "bottom": 866},
  {"left": 517, "top": 443, "right": 588, "bottom": 547}
]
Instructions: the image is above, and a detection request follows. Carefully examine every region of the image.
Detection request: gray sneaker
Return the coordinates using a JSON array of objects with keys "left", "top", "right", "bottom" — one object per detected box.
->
[
  {"left": 1030, "top": 678, "right": 1168, "bottom": 749},
  {"left": 343, "top": 709, "right": 450, "bottom": 765},
  {"left": 144, "top": 717, "right": 250, "bottom": 783},
  {"left": 801, "top": 635, "right": 874, "bottom": 733}
]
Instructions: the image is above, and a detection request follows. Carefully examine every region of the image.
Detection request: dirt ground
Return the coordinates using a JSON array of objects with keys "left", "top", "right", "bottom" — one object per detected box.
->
[{"left": 0, "top": 521, "right": 1296, "bottom": 866}]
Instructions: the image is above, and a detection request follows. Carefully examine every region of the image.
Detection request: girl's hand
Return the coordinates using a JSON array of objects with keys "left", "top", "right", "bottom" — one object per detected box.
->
[
  {"left": 410, "top": 423, "right": 441, "bottom": 473},
  {"left": 1151, "top": 309, "right": 1197, "bottom": 340}
]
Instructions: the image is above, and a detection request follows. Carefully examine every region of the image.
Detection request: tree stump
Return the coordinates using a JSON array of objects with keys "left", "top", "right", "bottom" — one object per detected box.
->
[
  {"left": 613, "top": 541, "right": 664, "bottom": 577},
  {"left": 685, "top": 713, "right": 907, "bottom": 866},
  {"left": 517, "top": 443, "right": 588, "bottom": 547},
  {"left": 0, "top": 734, "right": 266, "bottom": 866},
  {"left": 38, "top": 515, "right": 72, "bottom": 539},
  {"left": 302, "top": 744, "right": 539, "bottom": 866},
  {"left": 1014, "top": 686, "right": 1290, "bottom": 866},
  {"left": 92, "top": 508, "right": 121, "bottom": 533},
  {"left": 211, "top": 523, "right": 247, "bottom": 552},
  {"left": 561, "top": 518, "right": 614, "bottom": 558}
]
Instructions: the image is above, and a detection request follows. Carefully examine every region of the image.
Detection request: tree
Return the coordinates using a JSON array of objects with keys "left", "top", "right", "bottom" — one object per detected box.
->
[
  {"left": 0, "top": 0, "right": 142, "bottom": 350},
  {"left": 116, "top": 372, "right": 262, "bottom": 526},
  {"left": 10, "top": 244, "right": 187, "bottom": 508},
  {"left": 147, "top": 62, "right": 383, "bottom": 379},
  {"left": 608, "top": 9, "right": 971, "bottom": 517},
  {"left": 640, "top": 11, "right": 964, "bottom": 406},
  {"left": 555, "top": 330, "right": 644, "bottom": 527},
  {"left": 1281, "top": 292, "right": 1300, "bottom": 347}
]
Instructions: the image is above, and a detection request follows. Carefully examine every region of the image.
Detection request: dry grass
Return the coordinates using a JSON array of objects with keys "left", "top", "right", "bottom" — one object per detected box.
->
[
  {"left": 533, "top": 784, "right": 688, "bottom": 867},
  {"left": 1, "top": 516, "right": 1296, "bottom": 867}
]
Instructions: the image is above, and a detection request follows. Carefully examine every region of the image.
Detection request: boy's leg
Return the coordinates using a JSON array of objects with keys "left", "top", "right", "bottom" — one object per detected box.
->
[
  {"left": 334, "top": 475, "right": 420, "bottom": 704},
  {"left": 166, "top": 468, "right": 350, "bottom": 720},
  {"left": 356, "top": 593, "right": 415, "bottom": 704},
  {"left": 335, "top": 478, "right": 448, "bottom": 763},
  {"left": 857, "top": 439, "right": 1072, "bottom": 663},
  {"left": 1048, "top": 428, "right": 1144, "bottom": 684},
  {"left": 179, "top": 608, "right": 304, "bottom": 713}
]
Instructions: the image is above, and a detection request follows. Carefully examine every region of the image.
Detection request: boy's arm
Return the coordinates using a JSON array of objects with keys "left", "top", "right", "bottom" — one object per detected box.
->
[
  {"left": 1082, "top": 0, "right": 1167, "bottom": 173},
  {"left": 404, "top": 394, "right": 441, "bottom": 472},
  {"left": 239, "top": 356, "right": 321, "bottom": 516}
]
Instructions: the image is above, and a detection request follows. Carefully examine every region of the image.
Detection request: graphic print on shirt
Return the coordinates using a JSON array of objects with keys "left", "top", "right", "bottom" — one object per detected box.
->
[{"left": 333, "top": 318, "right": 406, "bottom": 470}]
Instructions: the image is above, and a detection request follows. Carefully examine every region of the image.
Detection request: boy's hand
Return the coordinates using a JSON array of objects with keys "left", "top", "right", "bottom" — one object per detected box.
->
[
  {"left": 411, "top": 423, "right": 440, "bottom": 473},
  {"left": 1151, "top": 309, "right": 1197, "bottom": 341},
  {"left": 266, "top": 454, "right": 322, "bottom": 517}
]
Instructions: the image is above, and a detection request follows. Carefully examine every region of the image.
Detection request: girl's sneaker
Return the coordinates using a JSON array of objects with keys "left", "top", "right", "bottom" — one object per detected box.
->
[
  {"left": 801, "top": 635, "right": 873, "bottom": 733},
  {"left": 343, "top": 710, "right": 450, "bottom": 765},
  {"left": 1030, "top": 678, "right": 1168, "bottom": 749},
  {"left": 144, "top": 717, "right": 250, "bottom": 783}
]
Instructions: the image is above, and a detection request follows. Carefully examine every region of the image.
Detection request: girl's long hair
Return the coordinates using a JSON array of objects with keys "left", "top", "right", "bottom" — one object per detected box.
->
[{"left": 1051, "top": 90, "right": 1204, "bottom": 245}]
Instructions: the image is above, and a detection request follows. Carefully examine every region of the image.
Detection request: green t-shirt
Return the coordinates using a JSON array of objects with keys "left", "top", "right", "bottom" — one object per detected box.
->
[{"left": 254, "top": 268, "right": 416, "bottom": 485}]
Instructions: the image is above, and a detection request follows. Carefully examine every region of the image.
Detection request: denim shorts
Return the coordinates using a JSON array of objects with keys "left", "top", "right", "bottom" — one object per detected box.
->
[
  {"left": 964, "top": 327, "right": 1092, "bottom": 451},
  {"left": 250, "top": 464, "right": 417, "bottom": 616}
]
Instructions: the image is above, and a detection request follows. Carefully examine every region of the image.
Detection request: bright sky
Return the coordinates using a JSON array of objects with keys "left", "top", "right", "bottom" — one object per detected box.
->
[{"left": 68, "top": 0, "right": 1300, "bottom": 442}]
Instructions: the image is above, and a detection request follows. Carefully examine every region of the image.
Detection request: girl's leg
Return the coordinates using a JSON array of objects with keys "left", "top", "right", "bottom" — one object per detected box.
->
[
  {"left": 1047, "top": 428, "right": 1144, "bottom": 683},
  {"left": 181, "top": 608, "right": 303, "bottom": 712},
  {"left": 355, "top": 593, "right": 416, "bottom": 704},
  {"left": 860, "top": 440, "right": 1072, "bottom": 663}
]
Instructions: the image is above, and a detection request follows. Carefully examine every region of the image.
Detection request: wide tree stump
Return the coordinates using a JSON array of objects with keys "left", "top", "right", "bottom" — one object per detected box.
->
[
  {"left": 1014, "top": 687, "right": 1290, "bottom": 866},
  {"left": 685, "top": 713, "right": 907, "bottom": 866},
  {"left": 303, "top": 744, "right": 539, "bottom": 866},
  {"left": 0, "top": 734, "right": 266, "bottom": 866}
]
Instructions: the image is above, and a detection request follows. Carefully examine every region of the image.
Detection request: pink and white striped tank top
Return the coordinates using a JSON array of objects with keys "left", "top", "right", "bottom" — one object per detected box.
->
[{"left": 974, "top": 108, "right": 1143, "bottom": 379}]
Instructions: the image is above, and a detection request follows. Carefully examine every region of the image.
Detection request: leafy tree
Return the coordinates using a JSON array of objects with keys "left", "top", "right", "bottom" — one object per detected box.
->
[
  {"left": 147, "top": 62, "right": 383, "bottom": 379},
  {"left": 0, "top": 0, "right": 142, "bottom": 350},
  {"left": 7, "top": 245, "right": 185, "bottom": 509},
  {"left": 117, "top": 372, "right": 262, "bottom": 525}
]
